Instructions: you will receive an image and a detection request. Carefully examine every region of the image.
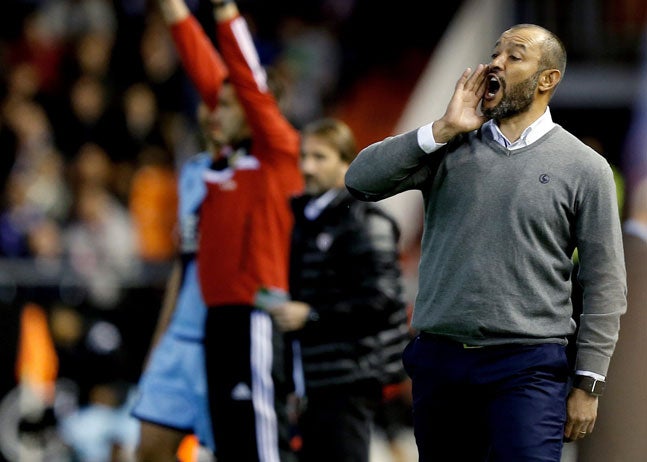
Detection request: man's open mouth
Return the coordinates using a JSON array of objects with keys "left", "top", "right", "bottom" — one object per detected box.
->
[{"left": 485, "top": 74, "right": 501, "bottom": 100}]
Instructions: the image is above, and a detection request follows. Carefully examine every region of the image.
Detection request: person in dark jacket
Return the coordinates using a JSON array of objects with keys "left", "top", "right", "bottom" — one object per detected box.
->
[{"left": 270, "top": 118, "right": 410, "bottom": 462}]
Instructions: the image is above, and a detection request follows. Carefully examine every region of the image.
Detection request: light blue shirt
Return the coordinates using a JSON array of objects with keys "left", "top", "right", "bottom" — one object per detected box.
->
[
  {"left": 483, "top": 107, "right": 556, "bottom": 149},
  {"left": 168, "top": 152, "right": 211, "bottom": 340}
]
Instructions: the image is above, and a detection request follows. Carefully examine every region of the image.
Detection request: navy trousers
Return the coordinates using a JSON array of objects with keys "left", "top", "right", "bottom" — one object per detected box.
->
[{"left": 402, "top": 333, "right": 570, "bottom": 462}]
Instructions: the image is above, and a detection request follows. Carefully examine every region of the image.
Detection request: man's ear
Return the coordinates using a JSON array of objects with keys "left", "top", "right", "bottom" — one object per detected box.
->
[{"left": 538, "top": 69, "right": 561, "bottom": 93}]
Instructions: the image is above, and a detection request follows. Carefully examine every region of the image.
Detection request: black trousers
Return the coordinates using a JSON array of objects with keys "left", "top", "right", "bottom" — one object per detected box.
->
[
  {"left": 204, "top": 306, "right": 295, "bottom": 462},
  {"left": 297, "top": 381, "right": 382, "bottom": 462}
]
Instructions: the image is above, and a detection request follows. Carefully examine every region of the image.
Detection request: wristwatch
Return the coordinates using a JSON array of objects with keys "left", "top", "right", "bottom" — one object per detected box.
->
[{"left": 573, "top": 375, "right": 606, "bottom": 397}]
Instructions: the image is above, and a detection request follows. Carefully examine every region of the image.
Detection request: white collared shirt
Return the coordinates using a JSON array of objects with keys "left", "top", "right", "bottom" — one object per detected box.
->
[
  {"left": 484, "top": 107, "right": 555, "bottom": 149},
  {"left": 417, "top": 107, "right": 556, "bottom": 153},
  {"left": 304, "top": 189, "right": 340, "bottom": 221}
]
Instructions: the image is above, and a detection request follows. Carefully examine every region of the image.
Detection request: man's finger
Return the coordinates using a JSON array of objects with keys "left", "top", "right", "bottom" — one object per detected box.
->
[
  {"left": 465, "top": 64, "right": 487, "bottom": 92},
  {"left": 454, "top": 67, "right": 473, "bottom": 91}
]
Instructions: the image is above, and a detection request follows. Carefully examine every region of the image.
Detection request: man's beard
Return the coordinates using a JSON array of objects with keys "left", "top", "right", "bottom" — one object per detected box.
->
[{"left": 483, "top": 70, "right": 541, "bottom": 121}]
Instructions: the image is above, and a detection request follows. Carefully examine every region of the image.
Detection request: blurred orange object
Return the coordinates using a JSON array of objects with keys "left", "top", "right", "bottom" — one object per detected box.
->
[
  {"left": 129, "top": 155, "right": 179, "bottom": 261},
  {"left": 16, "top": 302, "right": 58, "bottom": 400},
  {"left": 177, "top": 434, "right": 199, "bottom": 462}
]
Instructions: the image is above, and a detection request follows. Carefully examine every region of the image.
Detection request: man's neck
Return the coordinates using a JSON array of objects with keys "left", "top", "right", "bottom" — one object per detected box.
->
[{"left": 497, "top": 103, "right": 549, "bottom": 143}]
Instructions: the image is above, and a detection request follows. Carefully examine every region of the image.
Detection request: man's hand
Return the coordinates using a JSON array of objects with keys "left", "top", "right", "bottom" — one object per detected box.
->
[
  {"left": 432, "top": 64, "right": 488, "bottom": 143},
  {"left": 270, "top": 301, "right": 312, "bottom": 332},
  {"left": 564, "top": 387, "right": 598, "bottom": 441},
  {"left": 157, "top": 0, "right": 190, "bottom": 24},
  {"left": 210, "top": 0, "right": 238, "bottom": 22}
]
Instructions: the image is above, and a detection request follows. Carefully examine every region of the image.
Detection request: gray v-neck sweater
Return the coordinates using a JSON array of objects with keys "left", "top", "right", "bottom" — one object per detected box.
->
[{"left": 346, "top": 126, "right": 626, "bottom": 376}]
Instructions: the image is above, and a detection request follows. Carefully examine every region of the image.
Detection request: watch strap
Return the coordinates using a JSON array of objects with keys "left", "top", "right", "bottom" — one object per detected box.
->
[{"left": 573, "top": 375, "right": 605, "bottom": 397}]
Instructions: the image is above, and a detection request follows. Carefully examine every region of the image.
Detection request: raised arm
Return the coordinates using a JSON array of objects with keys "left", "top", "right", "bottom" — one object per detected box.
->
[
  {"left": 158, "top": 0, "right": 228, "bottom": 110},
  {"left": 345, "top": 65, "right": 488, "bottom": 202},
  {"left": 210, "top": 0, "right": 299, "bottom": 163},
  {"left": 345, "top": 130, "right": 435, "bottom": 202},
  {"left": 432, "top": 64, "right": 488, "bottom": 142}
]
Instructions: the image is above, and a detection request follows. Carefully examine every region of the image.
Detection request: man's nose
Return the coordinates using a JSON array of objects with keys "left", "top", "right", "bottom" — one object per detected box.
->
[
  {"left": 489, "top": 55, "right": 504, "bottom": 70},
  {"left": 300, "top": 157, "right": 315, "bottom": 174}
]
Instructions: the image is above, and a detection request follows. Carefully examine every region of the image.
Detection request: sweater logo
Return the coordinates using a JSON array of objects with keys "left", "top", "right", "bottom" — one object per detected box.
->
[{"left": 539, "top": 173, "right": 550, "bottom": 184}]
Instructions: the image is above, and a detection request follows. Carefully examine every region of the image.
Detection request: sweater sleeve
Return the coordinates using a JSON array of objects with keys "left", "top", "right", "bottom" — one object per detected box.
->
[
  {"left": 345, "top": 129, "right": 440, "bottom": 202},
  {"left": 170, "top": 15, "right": 228, "bottom": 110},
  {"left": 574, "top": 161, "right": 627, "bottom": 376}
]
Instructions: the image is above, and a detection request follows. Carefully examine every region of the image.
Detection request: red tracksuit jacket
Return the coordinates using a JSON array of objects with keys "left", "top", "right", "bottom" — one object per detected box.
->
[{"left": 170, "top": 14, "right": 303, "bottom": 307}]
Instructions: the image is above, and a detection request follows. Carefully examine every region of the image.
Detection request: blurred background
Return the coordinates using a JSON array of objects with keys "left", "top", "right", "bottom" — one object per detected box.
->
[{"left": 0, "top": 0, "right": 645, "bottom": 460}]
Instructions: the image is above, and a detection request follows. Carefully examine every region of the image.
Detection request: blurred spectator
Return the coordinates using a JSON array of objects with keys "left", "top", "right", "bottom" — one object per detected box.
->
[
  {"left": 1, "top": 99, "right": 61, "bottom": 230},
  {"left": 69, "top": 142, "right": 114, "bottom": 192},
  {"left": 274, "top": 16, "right": 341, "bottom": 126},
  {"left": 37, "top": 0, "right": 117, "bottom": 41},
  {"left": 0, "top": 174, "right": 44, "bottom": 258},
  {"left": 49, "top": 303, "right": 130, "bottom": 408},
  {"left": 27, "top": 217, "right": 64, "bottom": 267},
  {"left": 74, "top": 31, "right": 115, "bottom": 80},
  {"left": 3, "top": 99, "right": 54, "bottom": 163},
  {"left": 23, "top": 148, "right": 71, "bottom": 222},
  {"left": 108, "top": 82, "right": 171, "bottom": 203},
  {"left": 2, "top": 303, "right": 67, "bottom": 462},
  {"left": 51, "top": 303, "right": 140, "bottom": 462},
  {"left": 0, "top": 97, "right": 71, "bottom": 257},
  {"left": 58, "top": 385, "right": 139, "bottom": 462},
  {"left": 55, "top": 74, "right": 116, "bottom": 161},
  {"left": 129, "top": 145, "right": 178, "bottom": 262},
  {"left": 63, "top": 183, "right": 139, "bottom": 309},
  {"left": 118, "top": 82, "right": 167, "bottom": 162},
  {"left": 0, "top": 121, "right": 18, "bottom": 195},
  {"left": 140, "top": 11, "right": 186, "bottom": 115},
  {"left": 5, "top": 11, "right": 65, "bottom": 97},
  {"left": 4, "top": 62, "right": 42, "bottom": 104}
]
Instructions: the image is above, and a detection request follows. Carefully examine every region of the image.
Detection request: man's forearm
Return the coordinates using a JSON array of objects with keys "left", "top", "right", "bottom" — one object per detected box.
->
[{"left": 346, "top": 130, "right": 427, "bottom": 202}]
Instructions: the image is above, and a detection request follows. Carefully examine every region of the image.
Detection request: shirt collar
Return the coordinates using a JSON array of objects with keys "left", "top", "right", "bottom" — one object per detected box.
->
[
  {"left": 304, "top": 189, "right": 341, "bottom": 221},
  {"left": 483, "top": 107, "right": 555, "bottom": 150}
]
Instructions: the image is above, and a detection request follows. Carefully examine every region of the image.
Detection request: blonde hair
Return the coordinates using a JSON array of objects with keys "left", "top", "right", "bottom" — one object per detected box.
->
[{"left": 301, "top": 118, "right": 358, "bottom": 164}]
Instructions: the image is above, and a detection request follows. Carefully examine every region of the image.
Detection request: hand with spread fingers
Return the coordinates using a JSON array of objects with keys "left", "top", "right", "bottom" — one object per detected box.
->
[{"left": 432, "top": 64, "right": 489, "bottom": 143}]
